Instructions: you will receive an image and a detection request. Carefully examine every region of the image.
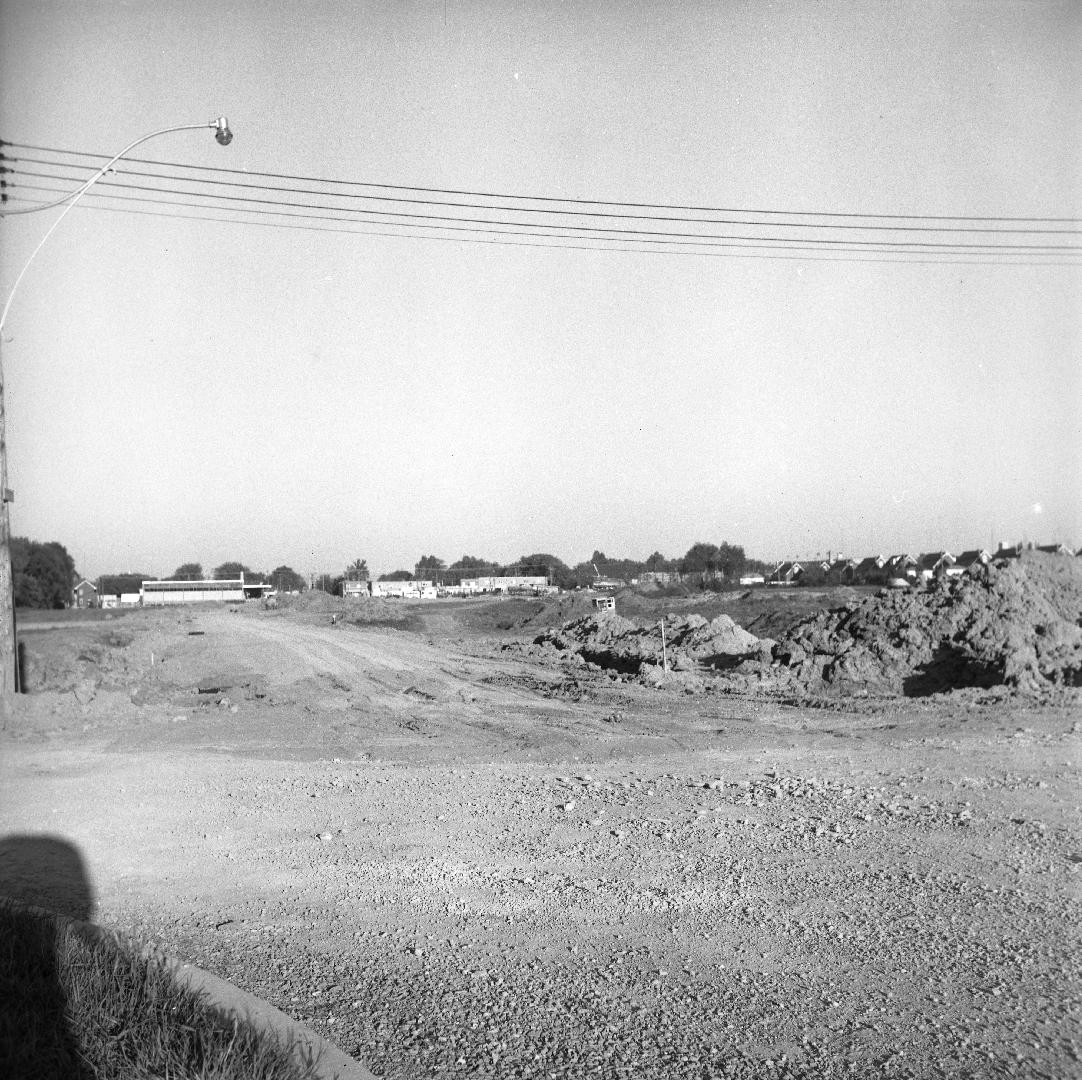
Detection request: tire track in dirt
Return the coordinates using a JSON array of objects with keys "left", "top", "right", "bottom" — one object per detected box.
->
[{"left": 231, "top": 614, "right": 559, "bottom": 717}]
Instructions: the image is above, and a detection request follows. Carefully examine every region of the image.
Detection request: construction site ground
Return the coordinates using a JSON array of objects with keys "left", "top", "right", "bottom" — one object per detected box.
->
[{"left": 2, "top": 583, "right": 1079, "bottom": 1079}]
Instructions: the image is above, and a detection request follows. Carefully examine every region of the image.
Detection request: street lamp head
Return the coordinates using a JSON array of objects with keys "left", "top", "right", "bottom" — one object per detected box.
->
[{"left": 213, "top": 117, "right": 233, "bottom": 146}]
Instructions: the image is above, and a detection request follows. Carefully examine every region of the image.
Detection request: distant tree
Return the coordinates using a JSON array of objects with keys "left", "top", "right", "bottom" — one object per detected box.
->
[
  {"left": 345, "top": 559, "right": 369, "bottom": 581},
  {"left": 379, "top": 570, "right": 414, "bottom": 582},
  {"left": 169, "top": 562, "right": 203, "bottom": 581},
  {"left": 449, "top": 555, "right": 492, "bottom": 571},
  {"left": 644, "top": 551, "right": 671, "bottom": 571},
  {"left": 446, "top": 555, "right": 496, "bottom": 584},
  {"left": 268, "top": 565, "right": 306, "bottom": 592},
  {"left": 313, "top": 573, "right": 341, "bottom": 594},
  {"left": 680, "top": 542, "right": 721, "bottom": 576},
  {"left": 568, "top": 561, "right": 600, "bottom": 588},
  {"left": 14, "top": 572, "right": 45, "bottom": 609},
  {"left": 514, "top": 553, "right": 570, "bottom": 585},
  {"left": 715, "top": 541, "right": 747, "bottom": 579},
  {"left": 11, "top": 537, "right": 75, "bottom": 609},
  {"left": 414, "top": 555, "right": 446, "bottom": 581},
  {"left": 213, "top": 561, "right": 252, "bottom": 580}
]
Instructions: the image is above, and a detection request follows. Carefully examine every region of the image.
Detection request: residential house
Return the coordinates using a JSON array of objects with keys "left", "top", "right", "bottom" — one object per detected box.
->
[
  {"left": 71, "top": 579, "right": 98, "bottom": 608},
  {"left": 825, "top": 558, "right": 858, "bottom": 585},
  {"left": 1037, "top": 543, "right": 1072, "bottom": 556},
  {"left": 950, "top": 549, "right": 991, "bottom": 576},
  {"left": 918, "top": 552, "right": 955, "bottom": 581},
  {"left": 768, "top": 561, "right": 804, "bottom": 586},
  {"left": 798, "top": 560, "right": 831, "bottom": 586},
  {"left": 885, "top": 554, "right": 919, "bottom": 581}
]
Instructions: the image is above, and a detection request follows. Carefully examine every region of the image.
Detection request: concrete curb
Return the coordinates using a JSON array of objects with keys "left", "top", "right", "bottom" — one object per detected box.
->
[{"left": 0, "top": 896, "right": 375, "bottom": 1080}]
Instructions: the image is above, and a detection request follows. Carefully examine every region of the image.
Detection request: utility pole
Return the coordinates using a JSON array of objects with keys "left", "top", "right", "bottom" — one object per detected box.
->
[{"left": 0, "top": 336, "right": 16, "bottom": 706}]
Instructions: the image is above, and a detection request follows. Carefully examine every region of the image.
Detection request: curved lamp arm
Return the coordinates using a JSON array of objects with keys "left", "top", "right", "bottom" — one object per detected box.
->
[{"left": 0, "top": 118, "right": 232, "bottom": 332}]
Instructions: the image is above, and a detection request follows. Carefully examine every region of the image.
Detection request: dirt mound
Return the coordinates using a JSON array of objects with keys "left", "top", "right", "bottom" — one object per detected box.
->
[
  {"left": 277, "top": 591, "right": 348, "bottom": 613},
  {"left": 745, "top": 552, "right": 1082, "bottom": 697},
  {"left": 535, "top": 611, "right": 762, "bottom": 679}
]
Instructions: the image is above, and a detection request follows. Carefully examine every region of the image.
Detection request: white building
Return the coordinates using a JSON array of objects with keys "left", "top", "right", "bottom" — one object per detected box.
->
[
  {"left": 141, "top": 578, "right": 245, "bottom": 605},
  {"left": 460, "top": 575, "right": 548, "bottom": 593},
  {"left": 370, "top": 579, "right": 437, "bottom": 599}
]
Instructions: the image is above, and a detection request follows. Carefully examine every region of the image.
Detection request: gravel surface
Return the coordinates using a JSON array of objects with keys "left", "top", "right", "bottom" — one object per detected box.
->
[{"left": 3, "top": 604, "right": 1080, "bottom": 1079}]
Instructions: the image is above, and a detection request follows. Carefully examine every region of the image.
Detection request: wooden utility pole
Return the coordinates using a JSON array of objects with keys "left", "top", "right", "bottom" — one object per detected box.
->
[{"left": 0, "top": 336, "right": 16, "bottom": 708}]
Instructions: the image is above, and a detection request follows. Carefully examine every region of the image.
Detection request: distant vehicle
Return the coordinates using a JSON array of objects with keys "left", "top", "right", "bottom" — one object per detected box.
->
[{"left": 887, "top": 578, "right": 911, "bottom": 589}]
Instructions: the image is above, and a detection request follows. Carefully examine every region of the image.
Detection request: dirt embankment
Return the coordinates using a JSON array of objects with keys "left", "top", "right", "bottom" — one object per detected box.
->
[
  {"left": 753, "top": 552, "right": 1082, "bottom": 698},
  {"left": 523, "top": 553, "right": 1082, "bottom": 701}
]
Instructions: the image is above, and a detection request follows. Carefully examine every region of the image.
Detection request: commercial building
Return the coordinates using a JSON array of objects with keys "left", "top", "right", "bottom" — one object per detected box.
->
[{"left": 141, "top": 578, "right": 246, "bottom": 605}]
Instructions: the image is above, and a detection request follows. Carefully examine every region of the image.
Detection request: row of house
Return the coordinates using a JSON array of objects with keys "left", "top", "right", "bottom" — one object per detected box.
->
[{"left": 765, "top": 542, "right": 1078, "bottom": 588}]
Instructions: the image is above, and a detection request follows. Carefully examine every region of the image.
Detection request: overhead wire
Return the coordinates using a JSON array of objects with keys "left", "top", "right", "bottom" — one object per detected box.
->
[
  {"left": 2, "top": 144, "right": 1079, "bottom": 264},
  {"left": 10, "top": 168, "right": 1082, "bottom": 251},
  {"left": 6, "top": 151, "right": 1080, "bottom": 235},
  {"left": 8, "top": 185, "right": 1076, "bottom": 267},
  {"left": 6, "top": 167, "right": 1077, "bottom": 253},
  {"left": 4, "top": 140, "right": 1080, "bottom": 224}
]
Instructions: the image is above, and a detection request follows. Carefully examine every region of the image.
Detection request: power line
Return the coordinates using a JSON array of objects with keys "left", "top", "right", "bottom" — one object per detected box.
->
[
  {"left": 6, "top": 168, "right": 1078, "bottom": 252},
  {"left": 3, "top": 139, "right": 1079, "bottom": 225},
  {"left": 6, "top": 151, "right": 1079, "bottom": 235},
  {"left": 7, "top": 187, "right": 1077, "bottom": 267}
]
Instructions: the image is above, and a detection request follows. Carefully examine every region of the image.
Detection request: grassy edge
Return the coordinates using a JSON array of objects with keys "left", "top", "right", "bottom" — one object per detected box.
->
[{"left": 0, "top": 898, "right": 327, "bottom": 1080}]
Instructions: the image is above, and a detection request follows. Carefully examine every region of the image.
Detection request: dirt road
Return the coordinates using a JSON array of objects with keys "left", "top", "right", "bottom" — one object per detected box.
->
[{"left": 3, "top": 602, "right": 1080, "bottom": 1078}]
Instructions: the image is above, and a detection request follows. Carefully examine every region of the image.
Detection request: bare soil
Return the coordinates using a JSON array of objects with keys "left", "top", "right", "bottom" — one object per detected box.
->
[{"left": 2, "top": 584, "right": 1080, "bottom": 1079}]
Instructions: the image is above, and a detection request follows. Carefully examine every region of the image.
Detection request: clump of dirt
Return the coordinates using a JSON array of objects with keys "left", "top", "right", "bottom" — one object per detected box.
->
[
  {"left": 277, "top": 591, "right": 348, "bottom": 614},
  {"left": 19, "top": 628, "right": 145, "bottom": 694},
  {"left": 534, "top": 611, "right": 764, "bottom": 681},
  {"left": 745, "top": 552, "right": 1082, "bottom": 698}
]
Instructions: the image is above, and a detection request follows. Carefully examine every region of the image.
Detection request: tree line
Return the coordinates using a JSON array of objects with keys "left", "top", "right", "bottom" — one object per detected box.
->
[
  {"left": 366, "top": 542, "right": 771, "bottom": 591},
  {"left": 13, "top": 535, "right": 771, "bottom": 609}
]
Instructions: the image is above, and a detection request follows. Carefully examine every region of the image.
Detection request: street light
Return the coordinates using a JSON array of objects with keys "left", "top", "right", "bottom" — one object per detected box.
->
[{"left": 0, "top": 118, "right": 233, "bottom": 704}]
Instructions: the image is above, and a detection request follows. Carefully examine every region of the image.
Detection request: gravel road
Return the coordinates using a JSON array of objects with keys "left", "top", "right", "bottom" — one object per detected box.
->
[{"left": 3, "top": 606, "right": 1080, "bottom": 1078}]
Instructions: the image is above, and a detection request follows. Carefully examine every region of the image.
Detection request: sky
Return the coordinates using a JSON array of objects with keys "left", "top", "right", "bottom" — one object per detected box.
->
[{"left": 1, "top": 0, "right": 1079, "bottom": 581}]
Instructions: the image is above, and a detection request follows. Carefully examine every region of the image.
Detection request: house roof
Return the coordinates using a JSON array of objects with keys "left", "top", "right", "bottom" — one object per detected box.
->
[
  {"left": 918, "top": 551, "right": 954, "bottom": 570},
  {"left": 887, "top": 553, "right": 918, "bottom": 567},
  {"left": 955, "top": 549, "right": 990, "bottom": 566},
  {"left": 770, "top": 561, "right": 803, "bottom": 578},
  {"left": 855, "top": 556, "right": 886, "bottom": 572},
  {"left": 73, "top": 579, "right": 98, "bottom": 592}
]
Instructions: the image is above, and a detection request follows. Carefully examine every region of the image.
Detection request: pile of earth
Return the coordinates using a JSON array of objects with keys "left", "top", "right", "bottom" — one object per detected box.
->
[
  {"left": 534, "top": 612, "right": 765, "bottom": 686},
  {"left": 529, "top": 553, "right": 1082, "bottom": 699},
  {"left": 276, "top": 590, "right": 349, "bottom": 614},
  {"left": 274, "top": 591, "right": 413, "bottom": 627},
  {"left": 737, "top": 551, "right": 1082, "bottom": 698},
  {"left": 17, "top": 626, "right": 141, "bottom": 694}
]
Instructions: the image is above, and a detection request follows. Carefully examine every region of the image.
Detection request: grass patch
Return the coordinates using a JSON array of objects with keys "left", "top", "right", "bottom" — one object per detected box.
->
[{"left": 0, "top": 901, "right": 324, "bottom": 1080}]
